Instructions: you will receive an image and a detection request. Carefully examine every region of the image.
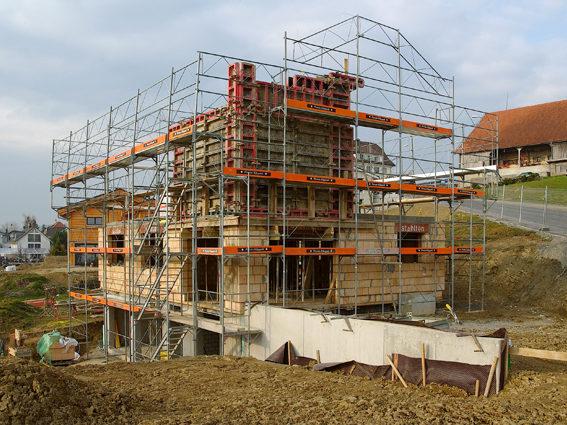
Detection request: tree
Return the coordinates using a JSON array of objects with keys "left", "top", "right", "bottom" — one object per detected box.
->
[
  {"left": 2, "top": 221, "right": 18, "bottom": 233},
  {"left": 22, "top": 214, "right": 38, "bottom": 230},
  {"left": 50, "top": 229, "right": 67, "bottom": 256}
]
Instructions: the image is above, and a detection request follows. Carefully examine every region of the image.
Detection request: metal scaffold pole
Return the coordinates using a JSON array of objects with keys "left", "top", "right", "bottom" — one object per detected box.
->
[{"left": 48, "top": 16, "right": 495, "bottom": 362}]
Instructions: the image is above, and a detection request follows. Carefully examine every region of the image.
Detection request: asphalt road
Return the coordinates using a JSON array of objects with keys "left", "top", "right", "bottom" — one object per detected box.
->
[{"left": 460, "top": 199, "right": 567, "bottom": 237}]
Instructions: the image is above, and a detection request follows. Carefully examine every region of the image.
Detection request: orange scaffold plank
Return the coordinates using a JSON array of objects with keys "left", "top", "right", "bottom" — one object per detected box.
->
[
  {"left": 69, "top": 247, "right": 132, "bottom": 254},
  {"left": 286, "top": 99, "right": 356, "bottom": 122},
  {"left": 51, "top": 123, "right": 194, "bottom": 187},
  {"left": 224, "top": 167, "right": 485, "bottom": 198},
  {"left": 197, "top": 246, "right": 355, "bottom": 256},
  {"left": 69, "top": 292, "right": 148, "bottom": 313},
  {"left": 223, "top": 167, "right": 284, "bottom": 180},
  {"left": 285, "top": 99, "right": 451, "bottom": 138},
  {"left": 357, "top": 247, "right": 483, "bottom": 255},
  {"left": 285, "top": 247, "right": 355, "bottom": 256},
  {"left": 197, "top": 246, "right": 284, "bottom": 255}
]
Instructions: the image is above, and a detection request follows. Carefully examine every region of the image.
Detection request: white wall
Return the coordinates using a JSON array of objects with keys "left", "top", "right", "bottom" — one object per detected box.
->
[
  {"left": 498, "top": 164, "right": 550, "bottom": 178},
  {"left": 11, "top": 228, "right": 51, "bottom": 251},
  {"left": 250, "top": 305, "right": 504, "bottom": 387}
]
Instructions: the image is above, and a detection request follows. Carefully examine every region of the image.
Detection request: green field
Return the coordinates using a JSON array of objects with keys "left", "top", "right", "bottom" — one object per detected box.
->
[
  {"left": 0, "top": 273, "right": 68, "bottom": 332},
  {"left": 498, "top": 175, "right": 567, "bottom": 205},
  {"left": 505, "top": 175, "right": 567, "bottom": 189}
]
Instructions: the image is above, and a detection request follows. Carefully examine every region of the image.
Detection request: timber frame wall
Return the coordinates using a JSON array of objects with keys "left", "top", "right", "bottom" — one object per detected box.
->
[{"left": 51, "top": 16, "right": 498, "bottom": 361}]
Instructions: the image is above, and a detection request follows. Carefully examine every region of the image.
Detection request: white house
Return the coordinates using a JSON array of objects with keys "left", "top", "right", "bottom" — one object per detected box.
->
[
  {"left": 356, "top": 141, "right": 396, "bottom": 208},
  {"left": 8, "top": 227, "right": 52, "bottom": 261}
]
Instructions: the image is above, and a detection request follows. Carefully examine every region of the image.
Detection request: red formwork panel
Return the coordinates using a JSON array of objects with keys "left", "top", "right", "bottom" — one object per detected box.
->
[
  {"left": 229, "top": 62, "right": 256, "bottom": 82},
  {"left": 226, "top": 63, "right": 261, "bottom": 209},
  {"left": 286, "top": 88, "right": 325, "bottom": 107},
  {"left": 328, "top": 72, "right": 364, "bottom": 90},
  {"left": 223, "top": 63, "right": 361, "bottom": 217},
  {"left": 288, "top": 209, "right": 309, "bottom": 218},
  {"left": 228, "top": 83, "right": 259, "bottom": 105},
  {"left": 292, "top": 75, "right": 325, "bottom": 92},
  {"left": 330, "top": 187, "right": 354, "bottom": 218}
]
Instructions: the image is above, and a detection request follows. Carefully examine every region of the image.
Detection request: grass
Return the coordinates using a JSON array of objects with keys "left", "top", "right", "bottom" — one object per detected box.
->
[
  {"left": 451, "top": 212, "right": 537, "bottom": 242},
  {"left": 0, "top": 272, "right": 68, "bottom": 333},
  {"left": 0, "top": 273, "right": 51, "bottom": 298},
  {"left": 504, "top": 175, "right": 567, "bottom": 189},
  {"left": 0, "top": 297, "right": 40, "bottom": 332},
  {"left": 498, "top": 176, "right": 567, "bottom": 205}
]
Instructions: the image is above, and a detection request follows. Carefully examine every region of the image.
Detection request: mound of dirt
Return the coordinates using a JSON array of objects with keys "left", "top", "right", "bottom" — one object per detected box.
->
[
  {"left": 48, "top": 354, "right": 567, "bottom": 424},
  {"left": 0, "top": 357, "right": 135, "bottom": 424},
  {"left": 40, "top": 256, "right": 67, "bottom": 269},
  {"left": 454, "top": 235, "right": 567, "bottom": 315}
]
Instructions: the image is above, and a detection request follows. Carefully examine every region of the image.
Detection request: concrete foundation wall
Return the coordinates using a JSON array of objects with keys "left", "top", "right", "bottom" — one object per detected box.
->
[{"left": 250, "top": 305, "right": 504, "bottom": 388}]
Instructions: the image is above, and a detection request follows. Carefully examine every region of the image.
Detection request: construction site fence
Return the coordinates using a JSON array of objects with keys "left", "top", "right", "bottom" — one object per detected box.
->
[
  {"left": 499, "top": 185, "right": 567, "bottom": 206},
  {"left": 493, "top": 185, "right": 567, "bottom": 232}
]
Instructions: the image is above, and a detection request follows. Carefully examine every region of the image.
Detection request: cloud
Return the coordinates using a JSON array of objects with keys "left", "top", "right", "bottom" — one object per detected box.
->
[
  {"left": 1, "top": 0, "right": 567, "bottom": 225},
  {"left": 0, "top": 97, "right": 82, "bottom": 151}
]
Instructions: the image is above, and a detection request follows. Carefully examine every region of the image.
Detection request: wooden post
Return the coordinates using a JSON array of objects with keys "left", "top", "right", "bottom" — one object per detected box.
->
[
  {"left": 114, "top": 319, "right": 120, "bottom": 348},
  {"left": 307, "top": 186, "right": 315, "bottom": 218},
  {"left": 287, "top": 340, "right": 292, "bottom": 366},
  {"left": 475, "top": 380, "right": 480, "bottom": 397},
  {"left": 304, "top": 257, "right": 314, "bottom": 290},
  {"left": 316, "top": 350, "right": 321, "bottom": 364},
  {"left": 421, "top": 343, "right": 426, "bottom": 387},
  {"left": 385, "top": 354, "right": 408, "bottom": 388},
  {"left": 484, "top": 356, "right": 499, "bottom": 397},
  {"left": 509, "top": 346, "right": 567, "bottom": 361},
  {"left": 324, "top": 277, "right": 337, "bottom": 304},
  {"left": 202, "top": 185, "right": 210, "bottom": 216},
  {"left": 269, "top": 183, "right": 277, "bottom": 215},
  {"left": 504, "top": 341, "right": 509, "bottom": 382},
  {"left": 339, "top": 190, "right": 347, "bottom": 219}
]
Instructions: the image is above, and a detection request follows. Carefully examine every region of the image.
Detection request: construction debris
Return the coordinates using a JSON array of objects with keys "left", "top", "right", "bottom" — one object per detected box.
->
[
  {"left": 37, "top": 332, "right": 78, "bottom": 365},
  {"left": 7, "top": 329, "right": 31, "bottom": 360}
]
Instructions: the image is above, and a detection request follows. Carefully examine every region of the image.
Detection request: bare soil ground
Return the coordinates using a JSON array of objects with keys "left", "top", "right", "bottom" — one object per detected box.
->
[
  {"left": 10, "top": 256, "right": 72, "bottom": 288},
  {"left": 1, "top": 305, "right": 567, "bottom": 424},
  {"left": 2, "top": 230, "right": 567, "bottom": 424},
  {"left": 2, "top": 320, "right": 567, "bottom": 425}
]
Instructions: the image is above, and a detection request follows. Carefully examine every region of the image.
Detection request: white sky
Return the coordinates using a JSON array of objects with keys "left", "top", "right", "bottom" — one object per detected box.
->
[{"left": 1, "top": 0, "right": 566, "bottom": 227}]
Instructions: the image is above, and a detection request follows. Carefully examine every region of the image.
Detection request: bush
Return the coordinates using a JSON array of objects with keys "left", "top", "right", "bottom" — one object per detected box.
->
[
  {"left": 517, "top": 173, "right": 540, "bottom": 183},
  {"left": 50, "top": 230, "right": 67, "bottom": 256}
]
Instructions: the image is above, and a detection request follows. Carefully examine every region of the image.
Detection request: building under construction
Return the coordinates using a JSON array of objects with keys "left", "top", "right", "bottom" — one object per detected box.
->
[{"left": 51, "top": 16, "right": 498, "bottom": 364}]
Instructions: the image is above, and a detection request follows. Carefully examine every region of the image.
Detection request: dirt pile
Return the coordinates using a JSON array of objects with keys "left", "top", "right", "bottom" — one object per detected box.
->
[
  {"left": 454, "top": 235, "right": 567, "bottom": 315},
  {"left": 10, "top": 256, "right": 72, "bottom": 288},
  {"left": 0, "top": 357, "right": 135, "bottom": 425},
  {"left": 4, "top": 310, "right": 567, "bottom": 424},
  {"left": 39, "top": 256, "right": 67, "bottom": 269},
  {"left": 60, "top": 354, "right": 567, "bottom": 424}
]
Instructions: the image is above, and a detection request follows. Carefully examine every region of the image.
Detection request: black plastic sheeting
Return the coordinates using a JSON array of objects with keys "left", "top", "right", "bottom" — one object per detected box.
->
[
  {"left": 314, "top": 361, "right": 391, "bottom": 381},
  {"left": 266, "top": 341, "right": 315, "bottom": 367},
  {"left": 265, "top": 328, "right": 508, "bottom": 396}
]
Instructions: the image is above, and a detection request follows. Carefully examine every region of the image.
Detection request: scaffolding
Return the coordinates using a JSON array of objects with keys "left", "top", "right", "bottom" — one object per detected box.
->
[{"left": 50, "top": 16, "right": 497, "bottom": 361}]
